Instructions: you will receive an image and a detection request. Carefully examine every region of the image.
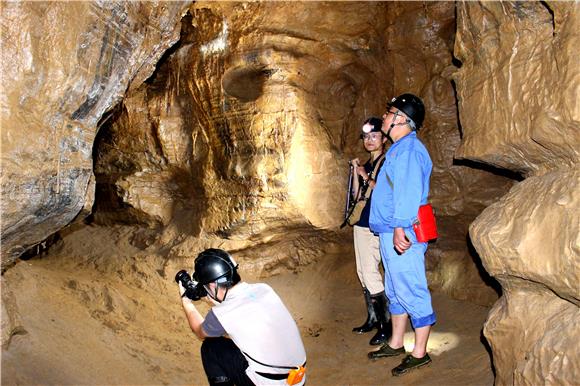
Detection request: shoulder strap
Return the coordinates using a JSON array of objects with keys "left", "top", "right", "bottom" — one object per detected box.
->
[
  {"left": 372, "top": 153, "right": 386, "bottom": 176},
  {"left": 362, "top": 154, "right": 386, "bottom": 199}
]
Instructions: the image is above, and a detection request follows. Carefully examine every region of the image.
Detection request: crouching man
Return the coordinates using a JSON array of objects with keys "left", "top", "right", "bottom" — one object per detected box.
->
[{"left": 177, "top": 248, "right": 307, "bottom": 386}]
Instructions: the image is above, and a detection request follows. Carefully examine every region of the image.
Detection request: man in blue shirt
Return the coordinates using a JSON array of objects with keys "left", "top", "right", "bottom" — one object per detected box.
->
[{"left": 367, "top": 94, "right": 435, "bottom": 376}]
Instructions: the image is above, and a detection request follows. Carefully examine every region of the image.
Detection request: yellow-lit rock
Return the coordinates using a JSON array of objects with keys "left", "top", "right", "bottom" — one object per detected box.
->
[
  {"left": 472, "top": 170, "right": 579, "bottom": 304},
  {"left": 1, "top": 1, "right": 514, "bottom": 304},
  {"left": 454, "top": 1, "right": 580, "bottom": 175},
  {"left": 90, "top": 2, "right": 513, "bottom": 305},
  {"left": 93, "top": 2, "right": 393, "bottom": 236},
  {"left": 4, "top": 1, "right": 578, "bottom": 384},
  {"left": 0, "top": 1, "right": 189, "bottom": 267},
  {"left": 458, "top": 1, "right": 580, "bottom": 383}
]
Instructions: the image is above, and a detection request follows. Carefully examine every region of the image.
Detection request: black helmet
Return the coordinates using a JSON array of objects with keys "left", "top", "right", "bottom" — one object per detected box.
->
[
  {"left": 193, "top": 248, "right": 239, "bottom": 288},
  {"left": 360, "top": 117, "right": 383, "bottom": 138},
  {"left": 388, "top": 93, "right": 425, "bottom": 130}
]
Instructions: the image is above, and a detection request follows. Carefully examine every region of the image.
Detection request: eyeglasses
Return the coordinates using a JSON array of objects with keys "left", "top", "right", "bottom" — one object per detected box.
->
[{"left": 362, "top": 133, "right": 382, "bottom": 141}]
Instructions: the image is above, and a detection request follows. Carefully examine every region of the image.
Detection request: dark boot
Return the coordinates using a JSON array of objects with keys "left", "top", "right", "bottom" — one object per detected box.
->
[
  {"left": 352, "top": 288, "right": 377, "bottom": 333},
  {"left": 369, "top": 293, "right": 391, "bottom": 345}
]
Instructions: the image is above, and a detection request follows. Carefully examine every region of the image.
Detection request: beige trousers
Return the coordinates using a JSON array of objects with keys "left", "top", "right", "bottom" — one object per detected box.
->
[{"left": 353, "top": 225, "right": 385, "bottom": 295}]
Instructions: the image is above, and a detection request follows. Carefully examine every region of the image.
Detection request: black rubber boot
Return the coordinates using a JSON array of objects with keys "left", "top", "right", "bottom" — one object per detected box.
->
[
  {"left": 352, "top": 288, "right": 378, "bottom": 333},
  {"left": 369, "top": 293, "right": 391, "bottom": 345}
]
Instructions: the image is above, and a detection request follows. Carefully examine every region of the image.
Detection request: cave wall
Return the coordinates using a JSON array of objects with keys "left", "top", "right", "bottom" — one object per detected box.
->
[
  {"left": 92, "top": 2, "right": 515, "bottom": 304},
  {"left": 0, "top": 1, "right": 190, "bottom": 268},
  {"left": 93, "top": 1, "right": 393, "bottom": 240},
  {"left": 454, "top": 2, "right": 579, "bottom": 384},
  {"left": 2, "top": 1, "right": 517, "bottom": 304},
  {"left": 4, "top": 2, "right": 576, "bottom": 382}
]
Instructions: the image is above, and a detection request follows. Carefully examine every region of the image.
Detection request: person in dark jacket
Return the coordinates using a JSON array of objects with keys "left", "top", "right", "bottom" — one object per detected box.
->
[{"left": 349, "top": 117, "right": 391, "bottom": 346}]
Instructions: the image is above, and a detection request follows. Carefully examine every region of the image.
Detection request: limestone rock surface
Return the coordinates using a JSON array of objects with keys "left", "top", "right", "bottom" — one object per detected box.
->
[
  {"left": 4, "top": 1, "right": 564, "bottom": 384},
  {"left": 90, "top": 2, "right": 513, "bottom": 305},
  {"left": 458, "top": 2, "right": 580, "bottom": 383},
  {"left": 453, "top": 1, "right": 580, "bottom": 176},
  {"left": 0, "top": 1, "right": 189, "bottom": 267},
  {"left": 93, "top": 2, "right": 393, "bottom": 237},
  {"left": 472, "top": 170, "right": 579, "bottom": 305},
  {"left": 483, "top": 288, "right": 579, "bottom": 386},
  {"left": 0, "top": 1, "right": 514, "bottom": 305}
]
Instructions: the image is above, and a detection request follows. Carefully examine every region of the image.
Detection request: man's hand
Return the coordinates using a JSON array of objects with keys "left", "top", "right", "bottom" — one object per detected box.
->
[
  {"left": 178, "top": 281, "right": 187, "bottom": 297},
  {"left": 178, "top": 282, "right": 195, "bottom": 305},
  {"left": 393, "top": 228, "right": 411, "bottom": 254}
]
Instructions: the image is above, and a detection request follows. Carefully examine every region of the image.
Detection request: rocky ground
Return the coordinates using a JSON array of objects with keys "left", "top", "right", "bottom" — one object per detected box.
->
[{"left": 1, "top": 224, "right": 494, "bottom": 385}]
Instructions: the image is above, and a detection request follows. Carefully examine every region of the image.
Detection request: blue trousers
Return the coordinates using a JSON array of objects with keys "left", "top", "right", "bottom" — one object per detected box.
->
[{"left": 379, "top": 229, "right": 436, "bottom": 328}]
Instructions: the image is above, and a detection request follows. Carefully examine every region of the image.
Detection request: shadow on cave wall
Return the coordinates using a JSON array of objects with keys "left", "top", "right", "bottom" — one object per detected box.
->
[
  {"left": 453, "top": 159, "right": 525, "bottom": 182},
  {"left": 87, "top": 12, "right": 210, "bottom": 240},
  {"left": 467, "top": 235, "right": 502, "bottom": 298}
]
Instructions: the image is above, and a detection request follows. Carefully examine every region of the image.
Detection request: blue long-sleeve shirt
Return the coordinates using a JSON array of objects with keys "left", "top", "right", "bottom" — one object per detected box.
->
[{"left": 369, "top": 132, "right": 432, "bottom": 234}]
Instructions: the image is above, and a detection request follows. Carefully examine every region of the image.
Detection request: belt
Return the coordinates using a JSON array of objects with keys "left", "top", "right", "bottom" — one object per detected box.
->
[
  {"left": 255, "top": 371, "right": 289, "bottom": 380},
  {"left": 255, "top": 362, "right": 307, "bottom": 381},
  {"left": 244, "top": 350, "right": 306, "bottom": 381}
]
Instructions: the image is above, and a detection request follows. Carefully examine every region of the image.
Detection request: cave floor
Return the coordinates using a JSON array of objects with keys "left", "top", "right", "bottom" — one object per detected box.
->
[{"left": 1, "top": 226, "right": 494, "bottom": 385}]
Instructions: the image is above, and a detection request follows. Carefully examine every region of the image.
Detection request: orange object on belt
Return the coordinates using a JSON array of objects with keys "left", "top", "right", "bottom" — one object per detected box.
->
[{"left": 287, "top": 366, "right": 306, "bottom": 385}]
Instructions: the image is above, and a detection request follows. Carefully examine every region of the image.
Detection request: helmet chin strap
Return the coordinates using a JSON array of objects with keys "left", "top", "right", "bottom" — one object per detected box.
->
[
  {"left": 382, "top": 124, "right": 394, "bottom": 140},
  {"left": 382, "top": 110, "right": 409, "bottom": 140},
  {"left": 206, "top": 282, "right": 229, "bottom": 303}
]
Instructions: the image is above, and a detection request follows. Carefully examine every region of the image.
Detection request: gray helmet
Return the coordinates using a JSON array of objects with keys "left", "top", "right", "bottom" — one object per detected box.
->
[
  {"left": 193, "top": 248, "right": 239, "bottom": 288},
  {"left": 388, "top": 93, "right": 425, "bottom": 130}
]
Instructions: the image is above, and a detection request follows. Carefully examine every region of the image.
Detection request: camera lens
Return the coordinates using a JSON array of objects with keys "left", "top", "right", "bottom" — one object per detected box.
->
[
  {"left": 175, "top": 270, "right": 189, "bottom": 284},
  {"left": 175, "top": 270, "right": 207, "bottom": 301}
]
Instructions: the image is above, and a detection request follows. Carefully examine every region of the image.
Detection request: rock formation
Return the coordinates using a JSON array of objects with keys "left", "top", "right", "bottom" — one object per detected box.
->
[
  {"left": 0, "top": 1, "right": 190, "bottom": 268},
  {"left": 454, "top": 2, "right": 579, "bottom": 384},
  {"left": 2, "top": 0, "right": 578, "bottom": 383},
  {"left": 90, "top": 1, "right": 513, "bottom": 301},
  {"left": 1, "top": 1, "right": 512, "bottom": 299}
]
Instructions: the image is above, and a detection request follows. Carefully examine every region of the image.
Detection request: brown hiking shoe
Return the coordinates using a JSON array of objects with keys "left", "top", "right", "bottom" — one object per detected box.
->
[
  {"left": 391, "top": 354, "right": 432, "bottom": 376},
  {"left": 368, "top": 343, "right": 405, "bottom": 360}
]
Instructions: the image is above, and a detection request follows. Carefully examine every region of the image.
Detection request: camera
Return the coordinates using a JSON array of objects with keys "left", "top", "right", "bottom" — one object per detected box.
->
[{"left": 175, "top": 270, "right": 207, "bottom": 301}]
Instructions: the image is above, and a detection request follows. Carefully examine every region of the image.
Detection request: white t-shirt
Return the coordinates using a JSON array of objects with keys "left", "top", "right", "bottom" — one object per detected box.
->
[{"left": 211, "top": 282, "right": 307, "bottom": 385}]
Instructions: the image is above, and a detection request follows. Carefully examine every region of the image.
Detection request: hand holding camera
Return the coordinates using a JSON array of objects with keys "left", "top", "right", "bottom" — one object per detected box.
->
[{"left": 175, "top": 270, "right": 207, "bottom": 301}]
